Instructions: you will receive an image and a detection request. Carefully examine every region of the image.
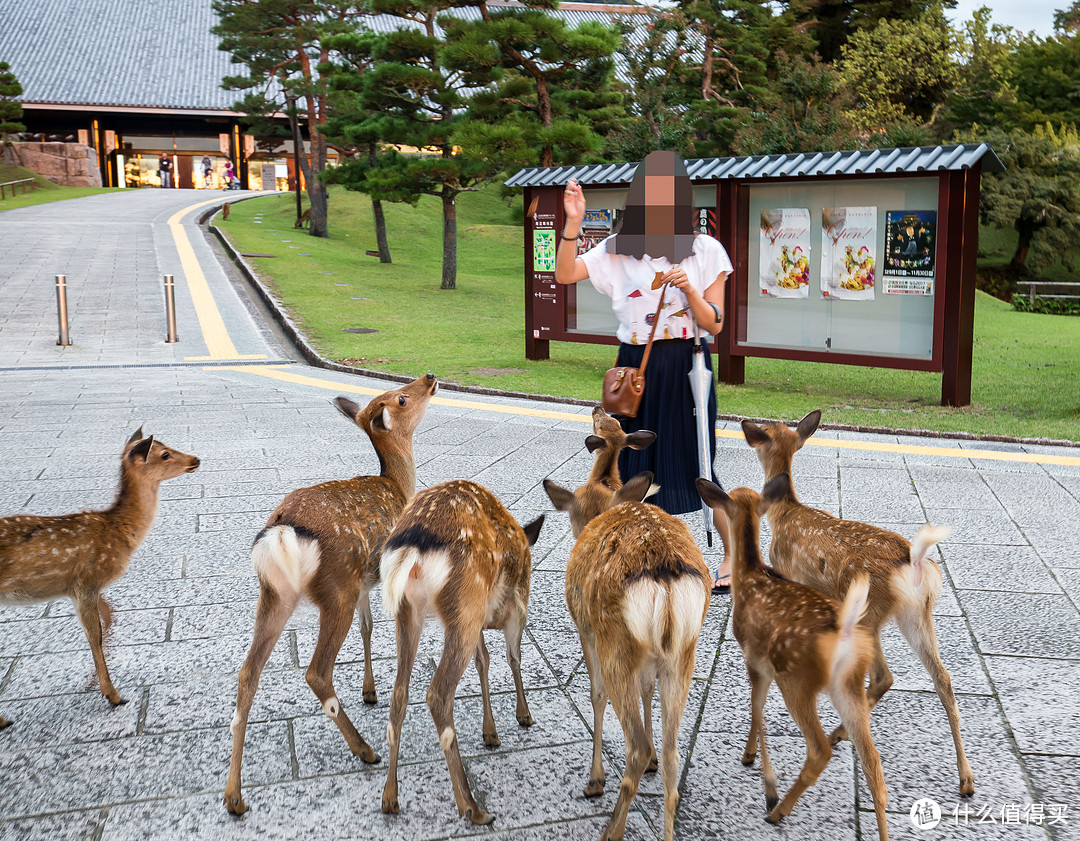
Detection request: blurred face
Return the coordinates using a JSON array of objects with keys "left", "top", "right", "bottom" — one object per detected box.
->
[{"left": 643, "top": 175, "right": 677, "bottom": 235}]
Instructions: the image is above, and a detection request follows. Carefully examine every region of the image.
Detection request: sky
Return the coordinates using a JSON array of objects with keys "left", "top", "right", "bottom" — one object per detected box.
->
[{"left": 946, "top": 0, "right": 1064, "bottom": 37}]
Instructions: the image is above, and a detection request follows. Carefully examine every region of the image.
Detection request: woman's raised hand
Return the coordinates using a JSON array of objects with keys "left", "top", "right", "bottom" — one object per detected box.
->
[{"left": 563, "top": 179, "right": 586, "bottom": 226}]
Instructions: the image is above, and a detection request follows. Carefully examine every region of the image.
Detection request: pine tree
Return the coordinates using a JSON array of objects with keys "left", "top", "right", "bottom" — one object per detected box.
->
[
  {"left": 212, "top": 0, "right": 366, "bottom": 238},
  {"left": 0, "top": 62, "right": 26, "bottom": 166}
]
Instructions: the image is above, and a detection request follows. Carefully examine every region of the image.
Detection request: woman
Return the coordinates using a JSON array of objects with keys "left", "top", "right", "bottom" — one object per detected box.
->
[{"left": 554, "top": 150, "right": 732, "bottom": 593}]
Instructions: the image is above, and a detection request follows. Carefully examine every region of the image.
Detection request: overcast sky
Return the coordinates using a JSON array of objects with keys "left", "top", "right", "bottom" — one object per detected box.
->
[{"left": 947, "top": 0, "right": 1063, "bottom": 36}]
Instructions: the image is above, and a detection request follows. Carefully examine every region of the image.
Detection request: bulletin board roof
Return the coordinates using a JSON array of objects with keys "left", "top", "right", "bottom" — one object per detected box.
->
[{"left": 504, "top": 144, "right": 1005, "bottom": 188}]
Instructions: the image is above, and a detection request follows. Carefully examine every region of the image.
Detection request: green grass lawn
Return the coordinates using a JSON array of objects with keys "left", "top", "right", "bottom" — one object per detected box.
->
[
  {"left": 214, "top": 186, "right": 1080, "bottom": 442},
  {"left": 0, "top": 164, "right": 120, "bottom": 211}
]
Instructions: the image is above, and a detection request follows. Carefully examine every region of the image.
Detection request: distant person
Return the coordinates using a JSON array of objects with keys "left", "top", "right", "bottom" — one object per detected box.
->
[
  {"left": 202, "top": 155, "right": 213, "bottom": 188},
  {"left": 224, "top": 159, "right": 237, "bottom": 190},
  {"left": 158, "top": 152, "right": 173, "bottom": 189}
]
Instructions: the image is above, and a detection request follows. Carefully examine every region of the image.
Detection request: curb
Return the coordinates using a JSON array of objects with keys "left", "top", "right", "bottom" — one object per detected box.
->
[{"left": 205, "top": 207, "right": 1080, "bottom": 451}]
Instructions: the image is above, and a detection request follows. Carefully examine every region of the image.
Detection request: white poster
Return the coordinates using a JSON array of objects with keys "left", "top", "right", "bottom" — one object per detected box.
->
[
  {"left": 759, "top": 208, "right": 811, "bottom": 298},
  {"left": 821, "top": 206, "right": 877, "bottom": 301}
]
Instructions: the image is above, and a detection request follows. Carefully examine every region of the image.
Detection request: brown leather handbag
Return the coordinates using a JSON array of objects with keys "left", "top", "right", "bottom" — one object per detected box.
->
[{"left": 602, "top": 282, "right": 669, "bottom": 418}]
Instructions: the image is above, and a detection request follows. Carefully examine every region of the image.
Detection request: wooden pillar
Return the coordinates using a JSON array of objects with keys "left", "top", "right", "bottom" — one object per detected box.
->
[
  {"left": 940, "top": 165, "right": 980, "bottom": 407},
  {"left": 524, "top": 186, "right": 551, "bottom": 361},
  {"left": 714, "top": 180, "right": 744, "bottom": 385}
]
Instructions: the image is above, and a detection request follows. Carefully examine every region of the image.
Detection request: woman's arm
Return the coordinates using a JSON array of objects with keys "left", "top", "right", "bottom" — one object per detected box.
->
[
  {"left": 555, "top": 178, "right": 590, "bottom": 285},
  {"left": 666, "top": 268, "right": 728, "bottom": 336}
]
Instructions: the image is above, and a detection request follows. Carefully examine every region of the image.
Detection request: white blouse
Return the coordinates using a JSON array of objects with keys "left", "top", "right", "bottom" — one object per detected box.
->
[{"left": 580, "top": 234, "right": 733, "bottom": 345}]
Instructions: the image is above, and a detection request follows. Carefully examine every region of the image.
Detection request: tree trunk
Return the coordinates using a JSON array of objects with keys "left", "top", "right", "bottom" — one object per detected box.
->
[
  {"left": 441, "top": 189, "right": 457, "bottom": 290},
  {"left": 1010, "top": 220, "right": 1036, "bottom": 273},
  {"left": 537, "top": 76, "right": 554, "bottom": 168},
  {"left": 296, "top": 151, "right": 329, "bottom": 238},
  {"left": 369, "top": 143, "right": 391, "bottom": 263}
]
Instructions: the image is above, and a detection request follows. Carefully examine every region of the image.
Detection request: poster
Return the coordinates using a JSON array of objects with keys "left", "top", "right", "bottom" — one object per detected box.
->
[
  {"left": 820, "top": 206, "right": 877, "bottom": 301},
  {"left": 883, "top": 210, "right": 936, "bottom": 295},
  {"left": 532, "top": 229, "right": 556, "bottom": 273},
  {"left": 759, "top": 208, "right": 811, "bottom": 298},
  {"left": 578, "top": 209, "right": 612, "bottom": 255}
]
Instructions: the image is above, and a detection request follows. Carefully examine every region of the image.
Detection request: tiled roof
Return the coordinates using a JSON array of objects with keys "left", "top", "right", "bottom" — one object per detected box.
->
[
  {"left": 0, "top": 0, "right": 652, "bottom": 112},
  {"left": 504, "top": 144, "right": 1007, "bottom": 186}
]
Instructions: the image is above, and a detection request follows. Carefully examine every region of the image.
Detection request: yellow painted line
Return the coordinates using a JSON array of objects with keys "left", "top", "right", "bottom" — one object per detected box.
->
[
  {"left": 167, "top": 197, "right": 266, "bottom": 361},
  {"left": 213, "top": 365, "right": 1080, "bottom": 467}
]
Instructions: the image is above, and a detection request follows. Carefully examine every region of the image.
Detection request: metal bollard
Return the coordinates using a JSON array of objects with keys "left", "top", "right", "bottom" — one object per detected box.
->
[
  {"left": 55, "top": 275, "right": 71, "bottom": 346},
  {"left": 163, "top": 274, "right": 179, "bottom": 343}
]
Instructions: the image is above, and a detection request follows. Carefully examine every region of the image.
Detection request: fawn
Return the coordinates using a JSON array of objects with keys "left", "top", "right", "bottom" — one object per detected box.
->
[
  {"left": 379, "top": 480, "right": 544, "bottom": 826},
  {"left": 698, "top": 476, "right": 890, "bottom": 840},
  {"left": 0, "top": 428, "right": 199, "bottom": 726},
  {"left": 544, "top": 407, "right": 710, "bottom": 841},
  {"left": 741, "top": 410, "right": 973, "bottom": 796},
  {"left": 224, "top": 373, "right": 438, "bottom": 816}
]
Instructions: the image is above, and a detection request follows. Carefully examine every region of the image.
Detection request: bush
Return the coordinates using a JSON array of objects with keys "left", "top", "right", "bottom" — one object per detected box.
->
[
  {"left": 976, "top": 265, "right": 1019, "bottom": 301},
  {"left": 1011, "top": 294, "right": 1080, "bottom": 315}
]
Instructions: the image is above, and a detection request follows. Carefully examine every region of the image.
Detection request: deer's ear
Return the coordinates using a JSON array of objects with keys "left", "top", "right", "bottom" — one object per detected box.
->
[
  {"left": 334, "top": 397, "right": 362, "bottom": 423},
  {"left": 795, "top": 410, "right": 821, "bottom": 442},
  {"left": 585, "top": 435, "right": 607, "bottom": 454},
  {"left": 543, "top": 479, "right": 575, "bottom": 512},
  {"left": 521, "top": 515, "right": 545, "bottom": 546},
  {"left": 129, "top": 436, "right": 154, "bottom": 463},
  {"left": 741, "top": 420, "right": 771, "bottom": 449},
  {"left": 127, "top": 426, "right": 145, "bottom": 445},
  {"left": 625, "top": 430, "right": 656, "bottom": 450},
  {"left": 617, "top": 472, "right": 655, "bottom": 504},
  {"left": 696, "top": 477, "right": 735, "bottom": 518}
]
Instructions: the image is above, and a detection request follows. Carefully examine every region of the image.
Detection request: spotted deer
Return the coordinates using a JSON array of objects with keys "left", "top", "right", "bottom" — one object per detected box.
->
[
  {"left": 223, "top": 373, "right": 438, "bottom": 816},
  {"left": 0, "top": 428, "right": 199, "bottom": 726},
  {"left": 543, "top": 408, "right": 710, "bottom": 841},
  {"left": 379, "top": 480, "right": 544, "bottom": 826},
  {"left": 698, "top": 476, "right": 890, "bottom": 840},
  {"left": 741, "top": 410, "right": 972, "bottom": 796}
]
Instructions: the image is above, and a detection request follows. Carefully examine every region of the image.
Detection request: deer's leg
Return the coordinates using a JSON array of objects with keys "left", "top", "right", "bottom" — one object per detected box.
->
[
  {"left": 307, "top": 594, "right": 378, "bottom": 763},
  {"left": 474, "top": 634, "right": 499, "bottom": 747},
  {"left": 833, "top": 673, "right": 890, "bottom": 841},
  {"left": 357, "top": 591, "right": 377, "bottom": 705},
  {"left": 72, "top": 588, "right": 122, "bottom": 706},
  {"left": 744, "top": 664, "right": 778, "bottom": 811},
  {"left": 381, "top": 604, "right": 422, "bottom": 816},
  {"left": 98, "top": 595, "right": 114, "bottom": 635},
  {"left": 657, "top": 653, "right": 694, "bottom": 841},
  {"left": 899, "top": 604, "right": 974, "bottom": 796},
  {"left": 601, "top": 668, "right": 653, "bottom": 841},
  {"left": 830, "top": 634, "right": 892, "bottom": 745},
  {"left": 639, "top": 666, "right": 659, "bottom": 772},
  {"left": 503, "top": 603, "right": 532, "bottom": 726},
  {"left": 225, "top": 586, "right": 298, "bottom": 815},
  {"left": 0, "top": 715, "right": 8, "bottom": 730},
  {"left": 579, "top": 628, "right": 607, "bottom": 798},
  {"left": 769, "top": 681, "right": 832, "bottom": 824}
]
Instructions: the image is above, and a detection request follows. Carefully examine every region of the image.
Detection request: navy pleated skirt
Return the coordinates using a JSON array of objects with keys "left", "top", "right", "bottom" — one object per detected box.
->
[{"left": 614, "top": 337, "right": 721, "bottom": 516}]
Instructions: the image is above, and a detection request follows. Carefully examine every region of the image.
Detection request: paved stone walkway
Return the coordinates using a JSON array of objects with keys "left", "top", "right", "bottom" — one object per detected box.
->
[{"left": 0, "top": 191, "right": 1077, "bottom": 841}]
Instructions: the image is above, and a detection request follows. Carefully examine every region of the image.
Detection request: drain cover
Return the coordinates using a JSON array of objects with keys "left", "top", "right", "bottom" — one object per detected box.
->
[{"left": 342, "top": 328, "right": 379, "bottom": 334}]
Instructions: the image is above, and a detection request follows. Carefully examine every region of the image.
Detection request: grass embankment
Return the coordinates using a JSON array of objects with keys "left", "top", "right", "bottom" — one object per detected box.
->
[
  {"left": 214, "top": 186, "right": 1080, "bottom": 442},
  {"left": 0, "top": 164, "right": 120, "bottom": 211}
]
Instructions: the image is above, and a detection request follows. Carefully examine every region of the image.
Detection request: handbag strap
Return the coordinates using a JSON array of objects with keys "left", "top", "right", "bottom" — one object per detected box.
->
[{"left": 636, "top": 281, "right": 670, "bottom": 379}]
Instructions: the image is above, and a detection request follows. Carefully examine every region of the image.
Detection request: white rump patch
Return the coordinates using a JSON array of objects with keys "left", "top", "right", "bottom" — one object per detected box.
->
[
  {"left": 623, "top": 577, "right": 706, "bottom": 653},
  {"left": 380, "top": 546, "right": 451, "bottom": 618},
  {"left": 251, "top": 525, "right": 320, "bottom": 595}
]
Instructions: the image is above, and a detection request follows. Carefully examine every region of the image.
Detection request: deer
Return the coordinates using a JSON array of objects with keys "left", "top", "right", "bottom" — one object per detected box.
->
[
  {"left": 379, "top": 479, "right": 544, "bottom": 826},
  {"left": 223, "top": 372, "right": 438, "bottom": 816},
  {"left": 697, "top": 476, "right": 890, "bottom": 840},
  {"left": 740, "top": 409, "right": 973, "bottom": 797},
  {"left": 0, "top": 428, "right": 199, "bottom": 726},
  {"left": 543, "top": 407, "right": 710, "bottom": 841}
]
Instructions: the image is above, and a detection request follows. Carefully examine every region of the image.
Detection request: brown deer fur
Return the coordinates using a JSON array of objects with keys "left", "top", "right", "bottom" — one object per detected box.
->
[
  {"left": 741, "top": 410, "right": 974, "bottom": 796},
  {"left": 223, "top": 373, "right": 438, "bottom": 816},
  {"left": 697, "top": 477, "right": 890, "bottom": 840},
  {"left": 0, "top": 428, "right": 199, "bottom": 725},
  {"left": 379, "top": 480, "right": 543, "bottom": 825},
  {"left": 545, "top": 408, "right": 709, "bottom": 841}
]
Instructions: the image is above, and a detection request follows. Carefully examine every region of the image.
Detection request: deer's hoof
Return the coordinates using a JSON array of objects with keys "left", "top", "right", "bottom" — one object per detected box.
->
[
  {"left": 0, "top": 716, "right": 10, "bottom": 730},
  {"left": 107, "top": 694, "right": 127, "bottom": 707},
  {"left": 483, "top": 732, "right": 500, "bottom": 748},
  {"left": 517, "top": 712, "right": 533, "bottom": 727},
  {"left": 465, "top": 807, "right": 495, "bottom": 826},
  {"left": 766, "top": 796, "right": 781, "bottom": 816},
  {"left": 741, "top": 752, "right": 757, "bottom": 766},
  {"left": 646, "top": 756, "right": 658, "bottom": 773},
  {"left": 224, "top": 793, "right": 247, "bottom": 816},
  {"left": 360, "top": 747, "right": 380, "bottom": 765},
  {"left": 363, "top": 689, "right": 378, "bottom": 705},
  {"left": 765, "top": 809, "right": 783, "bottom": 825},
  {"left": 381, "top": 795, "right": 399, "bottom": 814},
  {"left": 584, "top": 779, "right": 605, "bottom": 798},
  {"left": 960, "top": 777, "right": 975, "bottom": 797}
]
